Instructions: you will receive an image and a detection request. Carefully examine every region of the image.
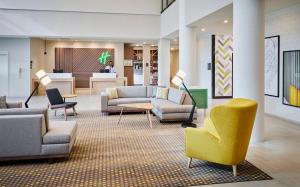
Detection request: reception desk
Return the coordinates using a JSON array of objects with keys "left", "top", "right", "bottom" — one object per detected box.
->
[
  {"left": 33, "top": 73, "right": 75, "bottom": 95},
  {"left": 89, "top": 73, "right": 127, "bottom": 94}
]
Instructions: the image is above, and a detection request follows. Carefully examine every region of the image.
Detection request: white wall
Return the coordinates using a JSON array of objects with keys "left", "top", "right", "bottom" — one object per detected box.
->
[
  {"left": 43, "top": 41, "right": 125, "bottom": 77},
  {"left": 0, "top": 38, "right": 30, "bottom": 97},
  {"left": 265, "top": 4, "right": 300, "bottom": 124},
  {"left": 197, "top": 33, "right": 212, "bottom": 98},
  {"left": 0, "top": 0, "right": 161, "bottom": 15},
  {"left": 0, "top": 9, "right": 160, "bottom": 40},
  {"left": 160, "top": 1, "right": 179, "bottom": 38}
]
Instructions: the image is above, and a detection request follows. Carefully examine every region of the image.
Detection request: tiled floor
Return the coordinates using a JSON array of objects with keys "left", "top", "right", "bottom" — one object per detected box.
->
[{"left": 6, "top": 93, "right": 300, "bottom": 187}]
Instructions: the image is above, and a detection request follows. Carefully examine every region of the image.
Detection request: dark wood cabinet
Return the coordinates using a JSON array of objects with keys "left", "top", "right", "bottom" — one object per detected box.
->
[{"left": 124, "top": 66, "right": 134, "bottom": 86}]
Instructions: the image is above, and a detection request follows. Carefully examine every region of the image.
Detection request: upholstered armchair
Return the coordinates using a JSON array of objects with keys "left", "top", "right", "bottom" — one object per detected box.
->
[{"left": 185, "top": 98, "right": 258, "bottom": 176}]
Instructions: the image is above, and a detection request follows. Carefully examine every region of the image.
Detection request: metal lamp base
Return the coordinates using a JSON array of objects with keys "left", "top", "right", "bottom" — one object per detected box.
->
[{"left": 181, "top": 122, "right": 197, "bottom": 128}]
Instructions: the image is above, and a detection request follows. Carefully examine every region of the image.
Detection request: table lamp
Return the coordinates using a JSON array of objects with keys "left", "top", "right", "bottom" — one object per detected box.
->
[
  {"left": 25, "top": 69, "right": 51, "bottom": 108},
  {"left": 172, "top": 70, "right": 197, "bottom": 128}
]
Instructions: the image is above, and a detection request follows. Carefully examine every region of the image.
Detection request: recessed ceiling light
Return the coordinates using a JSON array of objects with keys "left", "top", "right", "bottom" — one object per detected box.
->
[
  {"left": 224, "top": 20, "right": 229, "bottom": 24},
  {"left": 201, "top": 28, "right": 206, "bottom": 32}
]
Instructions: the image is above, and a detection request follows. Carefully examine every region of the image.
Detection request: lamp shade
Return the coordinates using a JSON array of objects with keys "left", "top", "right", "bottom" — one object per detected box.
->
[
  {"left": 176, "top": 70, "right": 186, "bottom": 80},
  {"left": 40, "top": 76, "right": 52, "bottom": 86},
  {"left": 35, "top": 69, "right": 47, "bottom": 79},
  {"left": 172, "top": 76, "right": 183, "bottom": 86}
]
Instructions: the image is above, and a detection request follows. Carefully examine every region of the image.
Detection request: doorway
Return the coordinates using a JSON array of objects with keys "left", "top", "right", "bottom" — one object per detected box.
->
[{"left": 0, "top": 51, "right": 9, "bottom": 96}]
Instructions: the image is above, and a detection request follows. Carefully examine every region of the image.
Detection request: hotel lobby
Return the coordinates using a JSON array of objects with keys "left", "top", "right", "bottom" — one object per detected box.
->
[{"left": 1, "top": 0, "right": 300, "bottom": 186}]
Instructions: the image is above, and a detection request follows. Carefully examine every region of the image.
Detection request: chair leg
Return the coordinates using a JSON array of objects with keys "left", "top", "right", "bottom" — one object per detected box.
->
[
  {"left": 64, "top": 108, "right": 67, "bottom": 121},
  {"left": 188, "top": 158, "right": 192, "bottom": 168},
  {"left": 73, "top": 106, "right": 77, "bottom": 116},
  {"left": 54, "top": 110, "right": 57, "bottom": 116},
  {"left": 232, "top": 165, "right": 237, "bottom": 176}
]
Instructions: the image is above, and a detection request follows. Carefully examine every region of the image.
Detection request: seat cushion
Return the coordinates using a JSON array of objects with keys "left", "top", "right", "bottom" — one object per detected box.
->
[
  {"left": 117, "top": 86, "right": 146, "bottom": 98},
  {"left": 168, "top": 88, "right": 186, "bottom": 104},
  {"left": 151, "top": 98, "right": 193, "bottom": 113},
  {"left": 108, "top": 98, "right": 151, "bottom": 106},
  {"left": 43, "top": 121, "right": 77, "bottom": 144}
]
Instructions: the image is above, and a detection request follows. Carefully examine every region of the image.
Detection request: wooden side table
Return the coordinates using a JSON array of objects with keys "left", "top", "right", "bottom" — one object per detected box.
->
[{"left": 62, "top": 94, "right": 77, "bottom": 102}]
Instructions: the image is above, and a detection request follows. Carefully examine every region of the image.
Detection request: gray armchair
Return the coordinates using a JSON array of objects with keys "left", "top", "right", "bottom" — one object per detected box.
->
[{"left": 0, "top": 108, "right": 77, "bottom": 161}]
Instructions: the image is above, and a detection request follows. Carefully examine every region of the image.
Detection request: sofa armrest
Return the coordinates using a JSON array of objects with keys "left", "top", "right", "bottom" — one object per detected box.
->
[
  {"left": 101, "top": 92, "right": 109, "bottom": 112},
  {"left": 7, "top": 102, "right": 22, "bottom": 108},
  {"left": 0, "top": 114, "right": 45, "bottom": 157}
]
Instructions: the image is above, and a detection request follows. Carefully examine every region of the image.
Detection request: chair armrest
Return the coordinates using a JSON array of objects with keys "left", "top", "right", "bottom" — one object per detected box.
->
[
  {"left": 0, "top": 114, "right": 46, "bottom": 157},
  {"left": 101, "top": 92, "right": 109, "bottom": 112},
  {"left": 6, "top": 102, "right": 22, "bottom": 108}
]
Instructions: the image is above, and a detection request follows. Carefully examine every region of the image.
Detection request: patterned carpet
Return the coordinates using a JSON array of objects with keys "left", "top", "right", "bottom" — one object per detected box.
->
[{"left": 0, "top": 111, "right": 272, "bottom": 187}]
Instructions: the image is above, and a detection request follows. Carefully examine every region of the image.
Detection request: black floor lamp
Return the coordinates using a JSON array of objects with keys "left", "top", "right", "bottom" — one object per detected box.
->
[
  {"left": 172, "top": 70, "right": 197, "bottom": 128},
  {"left": 25, "top": 69, "right": 51, "bottom": 108}
]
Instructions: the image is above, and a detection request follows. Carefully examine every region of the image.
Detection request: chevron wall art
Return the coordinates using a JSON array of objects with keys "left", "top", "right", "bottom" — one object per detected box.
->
[{"left": 212, "top": 35, "right": 233, "bottom": 98}]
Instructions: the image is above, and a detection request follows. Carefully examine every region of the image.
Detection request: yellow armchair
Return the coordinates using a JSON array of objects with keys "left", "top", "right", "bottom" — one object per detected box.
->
[{"left": 185, "top": 98, "right": 258, "bottom": 176}]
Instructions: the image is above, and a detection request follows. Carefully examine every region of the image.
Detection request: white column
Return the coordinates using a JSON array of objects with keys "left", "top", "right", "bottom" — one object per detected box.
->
[
  {"left": 179, "top": 0, "right": 197, "bottom": 86},
  {"left": 233, "top": 0, "right": 265, "bottom": 143},
  {"left": 158, "top": 39, "right": 170, "bottom": 87},
  {"left": 143, "top": 45, "right": 151, "bottom": 85}
]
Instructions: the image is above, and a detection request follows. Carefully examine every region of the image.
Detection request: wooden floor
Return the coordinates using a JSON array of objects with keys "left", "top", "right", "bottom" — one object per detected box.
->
[{"left": 7, "top": 92, "right": 300, "bottom": 187}]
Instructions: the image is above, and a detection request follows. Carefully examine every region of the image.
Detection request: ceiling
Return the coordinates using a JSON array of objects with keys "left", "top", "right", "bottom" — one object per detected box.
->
[{"left": 189, "top": 0, "right": 300, "bottom": 34}]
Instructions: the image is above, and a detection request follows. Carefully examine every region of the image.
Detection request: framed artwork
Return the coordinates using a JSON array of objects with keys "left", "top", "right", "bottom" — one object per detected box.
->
[
  {"left": 283, "top": 50, "right": 300, "bottom": 107},
  {"left": 212, "top": 35, "right": 233, "bottom": 98},
  {"left": 265, "top": 36, "right": 280, "bottom": 97}
]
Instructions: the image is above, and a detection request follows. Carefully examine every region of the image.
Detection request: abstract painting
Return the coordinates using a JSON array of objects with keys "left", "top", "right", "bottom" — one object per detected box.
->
[
  {"left": 265, "top": 36, "right": 280, "bottom": 97},
  {"left": 212, "top": 35, "right": 233, "bottom": 98},
  {"left": 283, "top": 50, "right": 300, "bottom": 107}
]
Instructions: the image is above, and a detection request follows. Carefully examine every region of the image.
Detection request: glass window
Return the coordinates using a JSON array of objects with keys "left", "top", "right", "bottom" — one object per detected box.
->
[{"left": 161, "top": 0, "right": 176, "bottom": 13}]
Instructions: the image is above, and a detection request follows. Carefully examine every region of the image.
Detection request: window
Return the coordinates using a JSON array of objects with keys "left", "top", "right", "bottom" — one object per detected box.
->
[{"left": 161, "top": 0, "right": 176, "bottom": 13}]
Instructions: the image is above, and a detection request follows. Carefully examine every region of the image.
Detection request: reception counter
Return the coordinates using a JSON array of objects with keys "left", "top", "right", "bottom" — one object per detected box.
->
[
  {"left": 90, "top": 73, "right": 127, "bottom": 94},
  {"left": 33, "top": 73, "right": 75, "bottom": 95}
]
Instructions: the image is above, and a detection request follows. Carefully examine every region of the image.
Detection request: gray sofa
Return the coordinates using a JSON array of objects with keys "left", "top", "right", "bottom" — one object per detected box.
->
[
  {"left": 101, "top": 86, "right": 196, "bottom": 122},
  {"left": 0, "top": 108, "right": 77, "bottom": 161}
]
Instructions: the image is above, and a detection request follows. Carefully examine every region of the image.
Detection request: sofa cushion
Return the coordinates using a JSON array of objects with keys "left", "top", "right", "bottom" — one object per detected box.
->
[
  {"left": 0, "top": 96, "right": 7, "bottom": 109},
  {"left": 151, "top": 98, "right": 193, "bottom": 113},
  {"left": 151, "top": 98, "right": 178, "bottom": 108},
  {"left": 108, "top": 98, "right": 151, "bottom": 106},
  {"left": 117, "top": 86, "right": 146, "bottom": 98},
  {"left": 146, "top": 86, "right": 156, "bottom": 98},
  {"left": 43, "top": 121, "right": 77, "bottom": 144},
  {"left": 156, "top": 87, "right": 169, "bottom": 99},
  {"left": 0, "top": 108, "right": 50, "bottom": 131},
  {"left": 168, "top": 88, "right": 186, "bottom": 104},
  {"left": 157, "top": 105, "right": 194, "bottom": 114},
  {"left": 106, "top": 88, "right": 118, "bottom": 99}
]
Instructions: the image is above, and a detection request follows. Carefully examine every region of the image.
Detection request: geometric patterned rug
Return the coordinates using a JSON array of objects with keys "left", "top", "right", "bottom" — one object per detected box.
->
[{"left": 0, "top": 111, "right": 272, "bottom": 187}]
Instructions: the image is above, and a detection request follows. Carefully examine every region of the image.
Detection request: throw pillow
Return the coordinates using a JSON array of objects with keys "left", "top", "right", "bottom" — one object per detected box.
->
[
  {"left": 0, "top": 96, "right": 7, "bottom": 109},
  {"left": 106, "top": 88, "right": 118, "bottom": 99},
  {"left": 156, "top": 87, "right": 169, "bottom": 100}
]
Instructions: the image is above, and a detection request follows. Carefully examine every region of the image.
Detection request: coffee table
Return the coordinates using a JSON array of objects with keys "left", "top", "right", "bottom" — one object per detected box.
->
[{"left": 117, "top": 103, "right": 153, "bottom": 128}]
